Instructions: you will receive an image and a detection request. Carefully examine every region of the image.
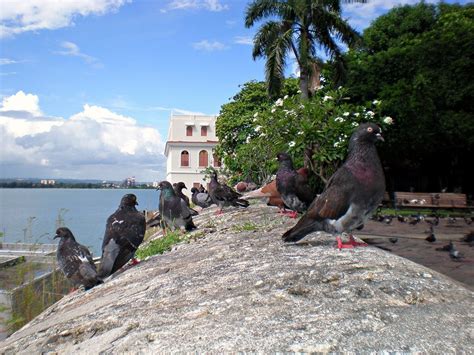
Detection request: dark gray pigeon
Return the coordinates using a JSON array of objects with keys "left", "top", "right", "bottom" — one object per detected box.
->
[
  {"left": 276, "top": 152, "right": 314, "bottom": 218},
  {"left": 191, "top": 186, "right": 214, "bottom": 208},
  {"left": 173, "top": 182, "right": 191, "bottom": 207},
  {"left": 99, "top": 194, "right": 146, "bottom": 278},
  {"left": 282, "top": 123, "right": 386, "bottom": 248},
  {"left": 208, "top": 169, "right": 249, "bottom": 214},
  {"left": 55, "top": 227, "right": 102, "bottom": 290},
  {"left": 158, "top": 180, "right": 197, "bottom": 231}
]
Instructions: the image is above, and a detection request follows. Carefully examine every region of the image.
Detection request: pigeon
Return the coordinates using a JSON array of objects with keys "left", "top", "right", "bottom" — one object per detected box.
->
[
  {"left": 146, "top": 211, "right": 162, "bottom": 229},
  {"left": 158, "top": 180, "right": 197, "bottom": 231},
  {"left": 425, "top": 216, "right": 439, "bottom": 226},
  {"left": 244, "top": 168, "right": 309, "bottom": 213},
  {"left": 173, "top": 182, "right": 190, "bottom": 207},
  {"left": 449, "top": 242, "right": 463, "bottom": 261},
  {"left": 208, "top": 169, "right": 249, "bottom": 214},
  {"left": 276, "top": 153, "right": 314, "bottom": 218},
  {"left": 55, "top": 227, "right": 102, "bottom": 290},
  {"left": 461, "top": 231, "right": 474, "bottom": 246},
  {"left": 436, "top": 241, "right": 453, "bottom": 252},
  {"left": 282, "top": 123, "right": 385, "bottom": 248},
  {"left": 389, "top": 237, "right": 398, "bottom": 244},
  {"left": 397, "top": 215, "right": 407, "bottom": 223},
  {"left": 425, "top": 226, "right": 436, "bottom": 242},
  {"left": 191, "top": 187, "right": 214, "bottom": 208},
  {"left": 99, "top": 194, "right": 146, "bottom": 278}
]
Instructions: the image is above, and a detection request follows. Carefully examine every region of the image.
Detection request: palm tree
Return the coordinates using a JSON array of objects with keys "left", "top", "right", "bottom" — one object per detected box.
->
[{"left": 245, "top": 0, "right": 364, "bottom": 99}]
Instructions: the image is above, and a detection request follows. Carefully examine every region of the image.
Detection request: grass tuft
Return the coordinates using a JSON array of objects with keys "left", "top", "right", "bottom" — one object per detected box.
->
[{"left": 136, "top": 230, "right": 182, "bottom": 259}]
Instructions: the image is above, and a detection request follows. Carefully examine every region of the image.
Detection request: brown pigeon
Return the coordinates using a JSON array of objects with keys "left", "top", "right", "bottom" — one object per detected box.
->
[
  {"left": 282, "top": 123, "right": 386, "bottom": 248},
  {"left": 208, "top": 169, "right": 249, "bottom": 214},
  {"left": 276, "top": 153, "right": 314, "bottom": 218}
]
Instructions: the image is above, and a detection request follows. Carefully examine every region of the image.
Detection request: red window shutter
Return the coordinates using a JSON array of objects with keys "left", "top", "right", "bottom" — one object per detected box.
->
[
  {"left": 201, "top": 126, "right": 207, "bottom": 136},
  {"left": 181, "top": 151, "right": 189, "bottom": 167},
  {"left": 186, "top": 126, "right": 193, "bottom": 136},
  {"left": 199, "top": 150, "right": 208, "bottom": 167}
]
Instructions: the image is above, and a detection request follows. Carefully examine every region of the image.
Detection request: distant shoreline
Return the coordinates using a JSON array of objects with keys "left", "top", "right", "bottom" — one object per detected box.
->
[{"left": 0, "top": 184, "right": 156, "bottom": 189}]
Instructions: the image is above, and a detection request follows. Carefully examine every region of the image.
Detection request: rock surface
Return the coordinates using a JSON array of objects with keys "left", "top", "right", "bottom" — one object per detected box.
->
[{"left": 1, "top": 204, "right": 473, "bottom": 353}]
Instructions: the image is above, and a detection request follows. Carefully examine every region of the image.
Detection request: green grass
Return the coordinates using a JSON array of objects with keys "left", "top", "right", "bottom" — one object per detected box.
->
[
  {"left": 136, "top": 230, "right": 182, "bottom": 259},
  {"left": 232, "top": 221, "right": 259, "bottom": 232}
]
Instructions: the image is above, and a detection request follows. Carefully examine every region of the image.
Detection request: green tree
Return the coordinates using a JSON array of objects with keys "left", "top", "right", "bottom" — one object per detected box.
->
[
  {"left": 245, "top": 0, "right": 363, "bottom": 99},
  {"left": 342, "top": 2, "right": 474, "bottom": 192}
]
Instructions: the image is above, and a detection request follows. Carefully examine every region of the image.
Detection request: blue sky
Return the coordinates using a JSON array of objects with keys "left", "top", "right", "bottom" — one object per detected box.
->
[{"left": 0, "top": 0, "right": 469, "bottom": 181}]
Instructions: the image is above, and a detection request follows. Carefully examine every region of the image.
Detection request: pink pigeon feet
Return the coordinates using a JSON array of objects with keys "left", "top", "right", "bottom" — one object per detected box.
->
[
  {"left": 130, "top": 258, "right": 140, "bottom": 266},
  {"left": 278, "top": 209, "right": 298, "bottom": 218},
  {"left": 336, "top": 235, "right": 368, "bottom": 250},
  {"left": 215, "top": 209, "right": 223, "bottom": 215}
]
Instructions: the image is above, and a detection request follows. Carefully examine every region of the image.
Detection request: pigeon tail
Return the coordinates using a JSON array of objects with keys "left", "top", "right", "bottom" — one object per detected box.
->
[
  {"left": 282, "top": 217, "right": 326, "bottom": 243},
  {"left": 234, "top": 198, "right": 249, "bottom": 208},
  {"left": 185, "top": 220, "right": 197, "bottom": 231}
]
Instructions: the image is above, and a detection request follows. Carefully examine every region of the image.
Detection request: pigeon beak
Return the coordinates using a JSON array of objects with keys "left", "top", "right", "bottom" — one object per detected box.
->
[
  {"left": 54, "top": 234, "right": 60, "bottom": 239},
  {"left": 376, "top": 133, "right": 384, "bottom": 142}
]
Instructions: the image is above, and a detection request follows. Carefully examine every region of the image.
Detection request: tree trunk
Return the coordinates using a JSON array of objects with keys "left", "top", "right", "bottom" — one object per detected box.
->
[
  {"left": 299, "top": 66, "right": 310, "bottom": 100},
  {"left": 309, "top": 62, "right": 321, "bottom": 96}
]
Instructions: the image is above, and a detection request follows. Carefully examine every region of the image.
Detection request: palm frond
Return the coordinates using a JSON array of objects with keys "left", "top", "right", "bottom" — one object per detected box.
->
[
  {"left": 252, "top": 21, "right": 283, "bottom": 60},
  {"left": 265, "top": 29, "right": 293, "bottom": 98},
  {"left": 245, "top": 0, "right": 280, "bottom": 28}
]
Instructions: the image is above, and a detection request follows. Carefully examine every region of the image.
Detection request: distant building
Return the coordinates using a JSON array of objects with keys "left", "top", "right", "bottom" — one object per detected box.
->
[
  {"left": 152, "top": 181, "right": 159, "bottom": 188},
  {"left": 40, "top": 179, "right": 55, "bottom": 185},
  {"left": 123, "top": 176, "right": 136, "bottom": 187},
  {"left": 164, "top": 115, "right": 221, "bottom": 197}
]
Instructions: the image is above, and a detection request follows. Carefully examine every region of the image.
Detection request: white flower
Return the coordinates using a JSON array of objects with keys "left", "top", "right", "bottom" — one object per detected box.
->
[
  {"left": 365, "top": 110, "right": 375, "bottom": 118},
  {"left": 253, "top": 112, "right": 258, "bottom": 118},
  {"left": 299, "top": 104, "right": 305, "bottom": 109},
  {"left": 255, "top": 125, "right": 261, "bottom": 132},
  {"left": 297, "top": 131, "right": 304, "bottom": 135},
  {"left": 352, "top": 122, "right": 358, "bottom": 127},
  {"left": 297, "top": 90, "right": 302, "bottom": 94},
  {"left": 383, "top": 116, "right": 394, "bottom": 125},
  {"left": 335, "top": 117, "right": 344, "bottom": 123},
  {"left": 284, "top": 95, "right": 289, "bottom": 100},
  {"left": 338, "top": 86, "right": 343, "bottom": 90},
  {"left": 275, "top": 98, "right": 284, "bottom": 106},
  {"left": 288, "top": 141, "right": 296, "bottom": 147},
  {"left": 343, "top": 112, "right": 350, "bottom": 116},
  {"left": 245, "top": 136, "right": 251, "bottom": 143},
  {"left": 260, "top": 133, "right": 266, "bottom": 137},
  {"left": 271, "top": 108, "right": 276, "bottom": 113},
  {"left": 373, "top": 99, "right": 381, "bottom": 105},
  {"left": 323, "top": 95, "right": 333, "bottom": 102},
  {"left": 354, "top": 113, "right": 360, "bottom": 117},
  {"left": 333, "top": 141, "right": 341, "bottom": 148}
]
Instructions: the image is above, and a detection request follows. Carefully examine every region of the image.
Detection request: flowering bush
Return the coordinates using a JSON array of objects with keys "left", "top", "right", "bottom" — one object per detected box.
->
[{"left": 235, "top": 86, "right": 393, "bottom": 185}]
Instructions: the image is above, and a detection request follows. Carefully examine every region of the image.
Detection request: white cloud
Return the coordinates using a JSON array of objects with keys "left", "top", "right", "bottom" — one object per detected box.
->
[
  {"left": 192, "top": 40, "right": 228, "bottom": 51},
  {"left": 163, "top": 0, "right": 228, "bottom": 12},
  {"left": 55, "top": 41, "right": 100, "bottom": 66},
  {"left": 0, "top": 0, "right": 129, "bottom": 38},
  {"left": 0, "top": 58, "right": 21, "bottom": 65},
  {"left": 234, "top": 36, "right": 253, "bottom": 45},
  {"left": 343, "top": 0, "right": 443, "bottom": 31},
  {"left": 0, "top": 91, "right": 166, "bottom": 181}
]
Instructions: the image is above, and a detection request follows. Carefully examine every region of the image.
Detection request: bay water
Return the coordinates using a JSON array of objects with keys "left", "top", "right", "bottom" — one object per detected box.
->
[{"left": 0, "top": 189, "right": 159, "bottom": 256}]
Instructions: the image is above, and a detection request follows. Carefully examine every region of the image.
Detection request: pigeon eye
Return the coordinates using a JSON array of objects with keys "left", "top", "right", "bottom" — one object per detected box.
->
[{"left": 367, "top": 127, "right": 373, "bottom": 133}]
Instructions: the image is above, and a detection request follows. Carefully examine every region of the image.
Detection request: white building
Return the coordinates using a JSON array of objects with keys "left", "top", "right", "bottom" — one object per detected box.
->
[{"left": 164, "top": 115, "right": 221, "bottom": 197}]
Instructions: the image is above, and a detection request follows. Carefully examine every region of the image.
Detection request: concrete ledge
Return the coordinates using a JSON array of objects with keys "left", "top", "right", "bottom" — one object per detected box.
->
[{"left": 1, "top": 204, "right": 473, "bottom": 353}]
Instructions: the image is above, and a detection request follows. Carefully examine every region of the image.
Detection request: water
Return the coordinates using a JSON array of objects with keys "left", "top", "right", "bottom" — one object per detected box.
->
[{"left": 0, "top": 189, "right": 159, "bottom": 256}]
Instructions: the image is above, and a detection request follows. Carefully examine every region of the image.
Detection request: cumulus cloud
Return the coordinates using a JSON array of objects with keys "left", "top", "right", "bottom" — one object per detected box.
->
[
  {"left": 192, "top": 40, "right": 228, "bottom": 51},
  {"left": 0, "top": 0, "right": 129, "bottom": 38},
  {"left": 55, "top": 41, "right": 101, "bottom": 66},
  {"left": 234, "top": 36, "right": 253, "bottom": 45},
  {"left": 343, "top": 0, "right": 444, "bottom": 30},
  {"left": 0, "top": 91, "right": 166, "bottom": 181},
  {"left": 163, "top": 0, "right": 228, "bottom": 12}
]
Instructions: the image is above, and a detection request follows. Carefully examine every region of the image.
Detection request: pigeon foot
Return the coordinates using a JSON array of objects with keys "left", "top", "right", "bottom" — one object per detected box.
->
[
  {"left": 279, "top": 210, "right": 298, "bottom": 218},
  {"left": 336, "top": 235, "right": 368, "bottom": 249},
  {"left": 130, "top": 258, "right": 140, "bottom": 266},
  {"left": 215, "top": 209, "right": 223, "bottom": 215}
]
